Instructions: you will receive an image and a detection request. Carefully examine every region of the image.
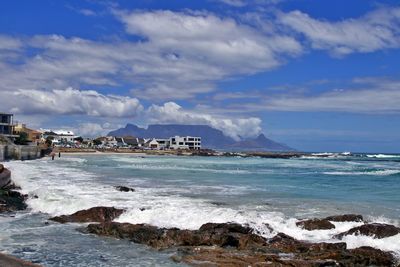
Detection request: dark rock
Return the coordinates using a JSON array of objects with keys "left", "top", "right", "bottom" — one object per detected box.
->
[
  {"left": 0, "top": 190, "right": 28, "bottom": 213},
  {"left": 324, "top": 214, "right": 364, "bottom": 222},
  {"left": 115, "top": 186, "right": 135, "bottom": 192},
  {"left": 296, "top": 219, "right": 335, "bottom": 230},
  {"left": 49, "top": 206, "right": 124, "bottom": 224},
  {"left": 86, "top": 222, "right": 266, "bottom": 250},
  {"left": 84, "top": 221, "right": 397, "bottom": 266},
  {"left": 334, "top": 223, "right": 400, "bottom": 239},
  {"left": 139, "top": 208, "right": 145, "bottom": 211}
]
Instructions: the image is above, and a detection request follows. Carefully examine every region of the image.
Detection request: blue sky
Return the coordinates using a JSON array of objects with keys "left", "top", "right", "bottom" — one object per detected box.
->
[{"left": 1, "top": 0, "right": 400, "bottom": 152}]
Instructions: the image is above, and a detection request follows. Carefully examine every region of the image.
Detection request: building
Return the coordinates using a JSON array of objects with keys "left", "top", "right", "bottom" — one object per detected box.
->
[
  {"left": 0, "top": 113, "right": 17, "bottom": 138},
  {"left": 14, "top": 123, "right": 42, "bottom": 142},
  {"left": 155, "top": 138, "right": 170, "bottom": 150},
  {"left": 42, "top": 130, "right": 76, "bottom": 144},
  {"left": 169, "top": 136, "right": 201, "bottom": 150},
  {"left": 144, "top": 139, "right": 159, "bottom": 149},
  {"left": 123, "top": 136, "right": 145, "bottom": 148}
]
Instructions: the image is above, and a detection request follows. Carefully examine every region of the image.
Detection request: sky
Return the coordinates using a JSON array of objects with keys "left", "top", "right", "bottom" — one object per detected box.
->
[{"left": 1, "top": 0, "right": 400, "bottom": 153}]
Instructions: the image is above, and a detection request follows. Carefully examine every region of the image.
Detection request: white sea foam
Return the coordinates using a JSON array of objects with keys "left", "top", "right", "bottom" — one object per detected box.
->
[
  {"left": 5, "top": 157, "right": 400, "bottom": 258},
  {"left": 324, "top": 170, "right": 400, "bottom": 176},
  {"left": 367, "top": 154, "right": 400, "bottom": 159}
]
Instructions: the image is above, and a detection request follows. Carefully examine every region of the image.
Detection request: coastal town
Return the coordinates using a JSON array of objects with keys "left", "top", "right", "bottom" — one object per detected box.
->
[{"left": 1, "top": 112, "right": 203, "bottom": 160}]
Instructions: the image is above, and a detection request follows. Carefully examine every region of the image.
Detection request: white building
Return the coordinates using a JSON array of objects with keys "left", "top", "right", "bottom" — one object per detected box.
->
[
  {"left": 169, "top": 136, "right": 201, "bottom": 150},
  {"left": 54, "top": 130, "right": 76, "bottom": 143},
  {"left": 145, "top": 139, "right": 160, "bottom": 149}
]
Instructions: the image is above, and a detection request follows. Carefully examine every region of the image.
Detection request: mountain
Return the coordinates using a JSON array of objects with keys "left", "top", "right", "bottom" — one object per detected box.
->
[{"left": 108, "top": 124, "right": 293, "bottom": 151}]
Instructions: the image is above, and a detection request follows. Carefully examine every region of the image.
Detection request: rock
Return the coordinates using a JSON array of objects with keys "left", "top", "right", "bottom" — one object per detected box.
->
[
  {"left": 86, "top": 222, "right": 266, "bottom": 250},
  {"left": 115, "top": 186, "right": 135, "bottom": 192},
  {"left": 324, "top": 214, "right": 364, "bottom": 222},
  {"left": 0, "top": 190, "right": 28, "bottom": 213},
  {"left": 49, "top": 206, "right": 124, "bottom": 224},
  {"left": 0, "top": 167, "right": 11, "bottom": 188},
  {"left": 334, "top": 223, "right": 400, "bottom": 239},
  {"left": 84, "top": 221, "right": 397, "bottom": 266},
  {"left": 296, "top": 219, "right": 335, "bottom": 230}
]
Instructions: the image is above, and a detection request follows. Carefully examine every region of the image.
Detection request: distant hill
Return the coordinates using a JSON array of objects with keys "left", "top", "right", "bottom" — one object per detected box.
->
[{"left": 108, "top": 124, "right": 293, "bottom": 151}]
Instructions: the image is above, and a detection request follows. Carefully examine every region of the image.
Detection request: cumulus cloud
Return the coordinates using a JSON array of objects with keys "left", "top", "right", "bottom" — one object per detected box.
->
[
  {"left": 279, "top": 7, "right": 400, "bottom": 56},
  {"left": 0, "top": 88, "right": 143, "bottom": 117},
  {"left": 227, "top": 77, "right": 400, "bottom": 113},
  {"left": 0, "top": 9, "right": 302, "bottom": 100},
  {"left": 147, "top": 102, "right": 262, "bottom": 140},
  {"left": 75, "top": 122, "right": 115, "bottom": 137}
]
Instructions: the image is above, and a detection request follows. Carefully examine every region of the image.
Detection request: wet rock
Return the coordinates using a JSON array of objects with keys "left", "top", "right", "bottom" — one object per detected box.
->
[
  {"left": 85, "top": 221, "right": 397, "bottom": 266},
  {"left": 324, "top": 214, "right": 364, "bottom": 222},
  {"left": 49, "top": 206, "right": 124, "bottom": 224},
  {"left": 115, "top": 186, "right": 135, "bottom": 192},
  {"left": 0, "top": 190, "right": 28, "bottom": 213},
  {"left": 86, "top": 222, "right": 266, "bottom": 250},
  {"left": 296, "top": 219, "right": 335, "bottom": 230},
  {"left": 334, "top": 223, "right": 400, "bottom": 239}
]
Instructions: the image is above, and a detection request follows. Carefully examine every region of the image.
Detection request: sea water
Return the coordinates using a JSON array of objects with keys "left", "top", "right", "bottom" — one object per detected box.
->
[{"left": 1, "top": 153, "right": 400, "bottom": 266}]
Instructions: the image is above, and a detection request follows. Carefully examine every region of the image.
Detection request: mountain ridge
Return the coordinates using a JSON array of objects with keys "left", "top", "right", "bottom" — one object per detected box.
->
[{"left": 108, "top": 124, "right": 293, "bottom": 151}]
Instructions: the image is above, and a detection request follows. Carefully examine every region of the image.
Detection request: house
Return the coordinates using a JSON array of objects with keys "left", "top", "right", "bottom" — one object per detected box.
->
[
  {"left": 169, "top": 136, "right": 201, "bottom": 150},
  {"left": 0, "top": 113, "right": 18, "bottom": 138},
  {"left": 54, "top": 130, "right": 76, "bottom": 143},
  {"left": 14, "top": 123, "right": 42, "bottom": 142},
  {"left": 145, "top": 139, "right": 159, "bottom": 149},
  {"left": 155, "top": 138, "right": 170, "bottom": 150},
  {"left": 123, "top": 136, "right": 145, "bottom": 148},
  {"left": 115, "top": 137, "right": 127, "bottom": 147}
]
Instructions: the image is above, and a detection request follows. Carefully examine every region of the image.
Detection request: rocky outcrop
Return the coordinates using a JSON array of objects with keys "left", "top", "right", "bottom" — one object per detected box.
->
[
  {"left": 0, "top": 164, "right": 12, "bottom": 188},
  {"left": 0, "top": 189, "right": 27, "bottom": 213},
  {"left": 84, "top": 221, "right": 397, "bottom": 266},
  {"left": 115, "top": 186, "right": 135, "bottom": 192},
  {"left": 86, "top": 222, "right": 266, "bottom": 250},
  {"left": 49, "top": 207, "right": 124, "bottom": 223},
  {"left": 325, "top": 214, "right": 364, "bottom": 222},
  {"left": 296, "top": 214, "right": 364, "bottom": 231},
  {"left": 50, "top": 207, "right": 397, "bottom": 266},
  {"left": 335, "top": 223, "right": 400, "bottom": 239},
  {"left": 296, "top": 219, "right": 335, "bottom": 230}
]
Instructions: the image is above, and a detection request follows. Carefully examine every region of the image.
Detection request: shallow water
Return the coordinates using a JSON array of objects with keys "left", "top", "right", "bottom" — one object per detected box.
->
[{"left": 2, "top": 153, "right": 400, "bottom": 265}]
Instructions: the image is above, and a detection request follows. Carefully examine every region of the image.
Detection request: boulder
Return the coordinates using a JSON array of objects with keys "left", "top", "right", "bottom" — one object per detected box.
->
[
  {"left": 324, "top": 214, "right": 364, "bottom": 222},
  {"left": 115, "top": 186, "right": 135, "bottom": 192},
  {"left": 334, "top": 223, "right": 400, "bottom": 239},
  {"left": 296, "top": 219, "right": 335, "bottom": 230},
  {"left": 49, "top": 206, "right": 124, "bottom": 223},
  {"left": 0, "top": 190, "right": 28, "bottom": 213}
]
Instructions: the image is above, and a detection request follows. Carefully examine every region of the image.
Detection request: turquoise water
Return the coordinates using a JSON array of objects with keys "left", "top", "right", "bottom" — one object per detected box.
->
[{"left": 1, "top": 153, "right": 400, "bottom": 265}]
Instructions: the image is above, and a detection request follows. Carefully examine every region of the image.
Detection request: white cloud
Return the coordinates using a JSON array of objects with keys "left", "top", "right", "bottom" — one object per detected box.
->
[
  {"left": 147, "top": 102, "right": 262, "bottom": 140},
  {"left": 228, "top": 78, "right": 400, "bottom": 113},
  {"left": 217, "top": 0, "right": 247, "bottom": 7},
  {"left": 75, "top": 122, "right": 115, "bottom": 137},
  {"left": 279, "top": 7, "right": 400, "bottom": 56},
  {"left": 0, "top": 87, "right": 143, "bottom": 117}
]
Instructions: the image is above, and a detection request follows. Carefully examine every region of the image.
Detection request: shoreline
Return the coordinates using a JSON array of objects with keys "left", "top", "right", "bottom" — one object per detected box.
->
[{"left": 0, "top": 166, "right": 41, "bottom": 266}]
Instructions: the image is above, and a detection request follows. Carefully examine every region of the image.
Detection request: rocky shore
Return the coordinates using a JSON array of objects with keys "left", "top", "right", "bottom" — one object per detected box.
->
[
  {"left": 49, "top": 207, "right": 400, "bottom": 266},
  {"left": 0, "top": 164, "right": 41, "bottom": 266}
]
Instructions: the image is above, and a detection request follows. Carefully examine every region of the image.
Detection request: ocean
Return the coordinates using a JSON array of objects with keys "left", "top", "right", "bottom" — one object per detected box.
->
[{"left": 1, "top": 153, "right": 400, "bottom": 266}]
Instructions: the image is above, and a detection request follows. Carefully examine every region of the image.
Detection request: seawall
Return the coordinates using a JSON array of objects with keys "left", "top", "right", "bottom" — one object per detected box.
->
[{"left": 0, "top": 144, "right": 43, "bottom": 161}]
